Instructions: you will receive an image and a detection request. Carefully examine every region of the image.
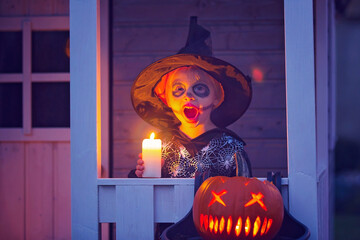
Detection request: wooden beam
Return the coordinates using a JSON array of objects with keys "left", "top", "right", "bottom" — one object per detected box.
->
[
  {"left": 70, "top": 0, "right": 100, "bottom": 239},
  {"left": 284, "top": 0, "right": 319, "bottom": 239},
  {"left": 315, "top": 0, "right": 331, "bottom": 239}
]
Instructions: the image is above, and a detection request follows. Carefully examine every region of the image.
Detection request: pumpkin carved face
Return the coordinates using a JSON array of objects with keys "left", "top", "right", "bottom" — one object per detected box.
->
[{"left": 193, "top": 176, "right": 284, "bottom": 240}]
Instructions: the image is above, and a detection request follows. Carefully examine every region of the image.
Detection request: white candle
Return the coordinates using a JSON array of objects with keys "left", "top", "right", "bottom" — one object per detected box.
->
[{"left": 142, "top": 132, "right": 162, "bottom": 178}]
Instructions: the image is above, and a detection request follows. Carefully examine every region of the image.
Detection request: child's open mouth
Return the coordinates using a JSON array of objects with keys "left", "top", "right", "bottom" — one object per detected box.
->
[{"left": 183, "top": 105, "right": 199, "bottom": 121}]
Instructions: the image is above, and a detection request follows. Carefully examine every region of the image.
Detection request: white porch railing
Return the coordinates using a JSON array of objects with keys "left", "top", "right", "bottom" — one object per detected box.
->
[{"left": 98, "top": 178, "right": 289, "bottom": 240}]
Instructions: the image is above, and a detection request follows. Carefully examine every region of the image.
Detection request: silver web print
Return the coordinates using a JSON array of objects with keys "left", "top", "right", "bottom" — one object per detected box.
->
[{"left": 162, "top": 133, "right": 246, "bottom": 178}]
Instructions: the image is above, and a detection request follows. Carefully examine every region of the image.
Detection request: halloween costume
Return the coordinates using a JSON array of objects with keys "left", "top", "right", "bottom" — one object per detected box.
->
[{"left": 159, "top": 128, "right": 251, "bottom": 178}]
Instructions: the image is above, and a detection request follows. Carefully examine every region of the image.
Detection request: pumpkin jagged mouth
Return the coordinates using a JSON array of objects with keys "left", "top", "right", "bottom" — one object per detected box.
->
[{"left": 199, "top": 214, "right": 273, "bottom": 237}]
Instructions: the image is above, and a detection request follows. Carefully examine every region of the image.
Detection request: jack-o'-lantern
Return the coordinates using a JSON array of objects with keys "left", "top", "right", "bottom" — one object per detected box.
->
[{"left": 193, "top": 176, "right": 284, "bottom": 240}]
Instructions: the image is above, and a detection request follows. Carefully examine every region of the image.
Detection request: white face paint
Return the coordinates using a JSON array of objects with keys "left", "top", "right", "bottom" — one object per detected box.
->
[{"left": 165, "top": 66, "right": 222, "bottom": 130}]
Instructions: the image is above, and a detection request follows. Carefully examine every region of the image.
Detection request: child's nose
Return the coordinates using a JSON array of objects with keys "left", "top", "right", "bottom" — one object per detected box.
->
[{"left": 184, "top": 90, "right": 195, "bottom": 100}]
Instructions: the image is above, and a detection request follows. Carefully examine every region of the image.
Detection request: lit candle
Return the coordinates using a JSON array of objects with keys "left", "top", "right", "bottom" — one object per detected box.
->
[{"left": 142, "top": 132, "right": 162, "bottom": 178}]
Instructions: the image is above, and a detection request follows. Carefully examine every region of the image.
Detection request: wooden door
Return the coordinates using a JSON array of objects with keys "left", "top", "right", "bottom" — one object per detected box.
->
[{"left": 0, "top": 1, "right": 71, "bottom": 239}]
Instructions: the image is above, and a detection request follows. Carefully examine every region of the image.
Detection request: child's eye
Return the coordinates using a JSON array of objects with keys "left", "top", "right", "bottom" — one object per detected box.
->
[
  {"left": 193, "top": 83, "right": 210, "bottom": 98},
  {"left": 172, "top": 84, "right": 185, "bottom": 97}
]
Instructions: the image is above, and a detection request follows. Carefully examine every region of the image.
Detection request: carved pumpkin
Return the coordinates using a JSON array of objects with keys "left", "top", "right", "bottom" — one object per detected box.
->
[{"left": 193, "top": 176, "right": 284, "bottom": 240}]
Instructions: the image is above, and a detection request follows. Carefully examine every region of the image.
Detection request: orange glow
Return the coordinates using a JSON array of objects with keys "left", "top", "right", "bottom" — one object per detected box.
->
[
  {"left": 209, "top": 215, "right": 214, "bottom": 232},
  {"left": 253, "top": 216, "right": 261, "bottom": 237},
  {"left": 245, "top": 216, "right": 251, "bottom": 236},
  {"left": 200, "top": 214, "right": 204, "bottom": 228},
  {"left": 244, "top": 192, "right": 267, "bottom": 211},
  {"left": 227, "top": 216, "right": 232, "bottom": 235},
  {"left": 150, "top": 132, "right": 155, "bottom": 139},
  {"left": 204, "top": 215, "right": 209, "bottom": 231},
  {"left": 208, "top": 190, "right": 227, "bottom": 207},
  {"left": 266, "top": 219, "right": 273, "bottom": 234},
  {"left": 219, "top": 217, "right": 225, "bottom": 234},
  {"left": 214, "top": 217, "right": 219, "bottom": 234},
  {"left": 252, "top": 67, "right": 264, "bottom": 82},
  {"left": 245, "top": 180, "right": 250, "bottom": 186},
  {"left": 261, "top": 217, "right": 268, "bottom": 235},
  {"left": 96, "top": 44, "right": 102, "bottom": 178},
  {"left": 235, "top": 217, "right": 242, "bottom": 236}
]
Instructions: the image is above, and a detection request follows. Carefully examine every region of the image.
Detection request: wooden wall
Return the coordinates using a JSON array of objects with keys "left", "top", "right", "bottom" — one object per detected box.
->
[
  {"left": 111, "top": 0, "right": 287, "bottom": 178},
  {"left": 0, "top": 143, "right": 71, "bottom": 239},
  {"left": 0, "top": 0, "right": 68, "bottom": 16},
  {"left": 0, "top": 0, "right": 70, "bottom": 239}
]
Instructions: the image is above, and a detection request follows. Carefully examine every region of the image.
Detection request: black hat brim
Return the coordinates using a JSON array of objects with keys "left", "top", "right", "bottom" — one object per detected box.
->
[{"left": 131, "top": 53, "right": 252, "bottom": 130}]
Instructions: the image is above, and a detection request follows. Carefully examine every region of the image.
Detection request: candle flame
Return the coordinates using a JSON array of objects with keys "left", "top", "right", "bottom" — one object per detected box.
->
[{"left": 150, "top": 132, "right": 155, "bottom": 139}]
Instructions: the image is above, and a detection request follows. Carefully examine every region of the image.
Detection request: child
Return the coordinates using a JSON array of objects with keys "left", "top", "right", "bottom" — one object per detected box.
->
[
  {"left": 130, "top": 64, "right": 252, "bottom": 178},
  {"left": 128, "top": 18, "right": 253, "bottom": 179}
]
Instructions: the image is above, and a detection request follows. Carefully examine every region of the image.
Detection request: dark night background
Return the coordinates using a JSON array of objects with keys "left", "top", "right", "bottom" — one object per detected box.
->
[{"left": 334, "top": 0, "right": 360, "bottom": 239}]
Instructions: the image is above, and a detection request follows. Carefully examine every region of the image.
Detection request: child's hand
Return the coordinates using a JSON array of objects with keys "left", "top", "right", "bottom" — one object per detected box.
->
[
  {"left": 135, "top": 153, "right": 145, "bottom": 177},
  {"left": 135, "top": 153, "right": 165, "bottom": 178}
]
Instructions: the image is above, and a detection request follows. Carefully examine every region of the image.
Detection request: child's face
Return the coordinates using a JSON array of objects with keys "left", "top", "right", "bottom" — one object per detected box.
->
[{"left": 165, "top": 67, "right": 222, "bottom": 127}]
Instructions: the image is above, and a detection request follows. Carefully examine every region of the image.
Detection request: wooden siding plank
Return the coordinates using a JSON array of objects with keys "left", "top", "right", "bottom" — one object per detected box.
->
[
  {"left": 113, "top": 0, "right": 283, "bottom": 23},
  {"left": 28, "top": 0, "right": 54, "bottom": 15},
  {"left": 113, "top": 24, "right": 284, "bottom": 53},
  {"left": 55, "top": 0, "right": 69, "bottom": 15},
  {"left": 0, "top": 143, "right": 25, "bottom": 240},
  {"left": 0, "top": 0, "right": 25, "bottom": 16},
  {"left": 112, "top": 52, "right": 285, "bottom": 82},
  {"left": 116, "top": 185, "right": 154, "bottom": 239},
  {"left": 245, "top": 139, "right": 287, "bottom": 169},
  {"left": 53, "top": 143, "right": 71, "bottom": 240},
  {"left": 25, "top": 143, "right": 54, "bottom": 239}
]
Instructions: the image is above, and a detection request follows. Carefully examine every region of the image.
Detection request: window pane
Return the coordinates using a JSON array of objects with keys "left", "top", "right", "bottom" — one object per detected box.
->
[
  {"left": 32, "top": 82, "right": 70, "bottom": 127},
  {"left": 32, "top": 31, "right": 69, "bottom": 73},
  {"left": 0, "top": 83, "right": 23, "bottom": 127},
  {"left": 0, "top": 31, "right": 22, "bottom": 73}
]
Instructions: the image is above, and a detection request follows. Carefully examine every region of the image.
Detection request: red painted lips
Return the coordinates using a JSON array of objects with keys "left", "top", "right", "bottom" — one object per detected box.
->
[{"left": 183, "top": 104, "right": 199, "bottom": 121}]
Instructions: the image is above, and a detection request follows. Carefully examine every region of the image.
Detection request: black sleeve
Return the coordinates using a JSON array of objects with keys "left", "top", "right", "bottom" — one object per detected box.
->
[
  {"left": 234, "top": 149, "right": 252, "bottom": 177},
  {"left": 128, "top": 169, "right": 138, "bottom": 178}
]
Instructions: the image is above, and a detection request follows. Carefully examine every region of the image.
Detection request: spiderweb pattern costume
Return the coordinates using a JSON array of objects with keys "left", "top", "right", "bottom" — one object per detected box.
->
[{"left": 161, "top": 133, "right": 250, "bottom": 178}]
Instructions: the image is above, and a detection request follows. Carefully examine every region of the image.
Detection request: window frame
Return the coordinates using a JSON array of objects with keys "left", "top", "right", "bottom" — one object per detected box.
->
[{"left": 0, "top": 16, "right": 70, "bottom": 141}]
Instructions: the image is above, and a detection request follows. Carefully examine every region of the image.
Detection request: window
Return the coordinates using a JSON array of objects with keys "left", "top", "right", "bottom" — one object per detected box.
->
[{"left": 0, "top": 17, "right": 70, "bottom": 141}]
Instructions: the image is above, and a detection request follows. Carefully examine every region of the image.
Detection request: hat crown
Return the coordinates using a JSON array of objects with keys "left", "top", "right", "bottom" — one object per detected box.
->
[{"left": 177, "top": 16, "right": 212, "bottom": 57}]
